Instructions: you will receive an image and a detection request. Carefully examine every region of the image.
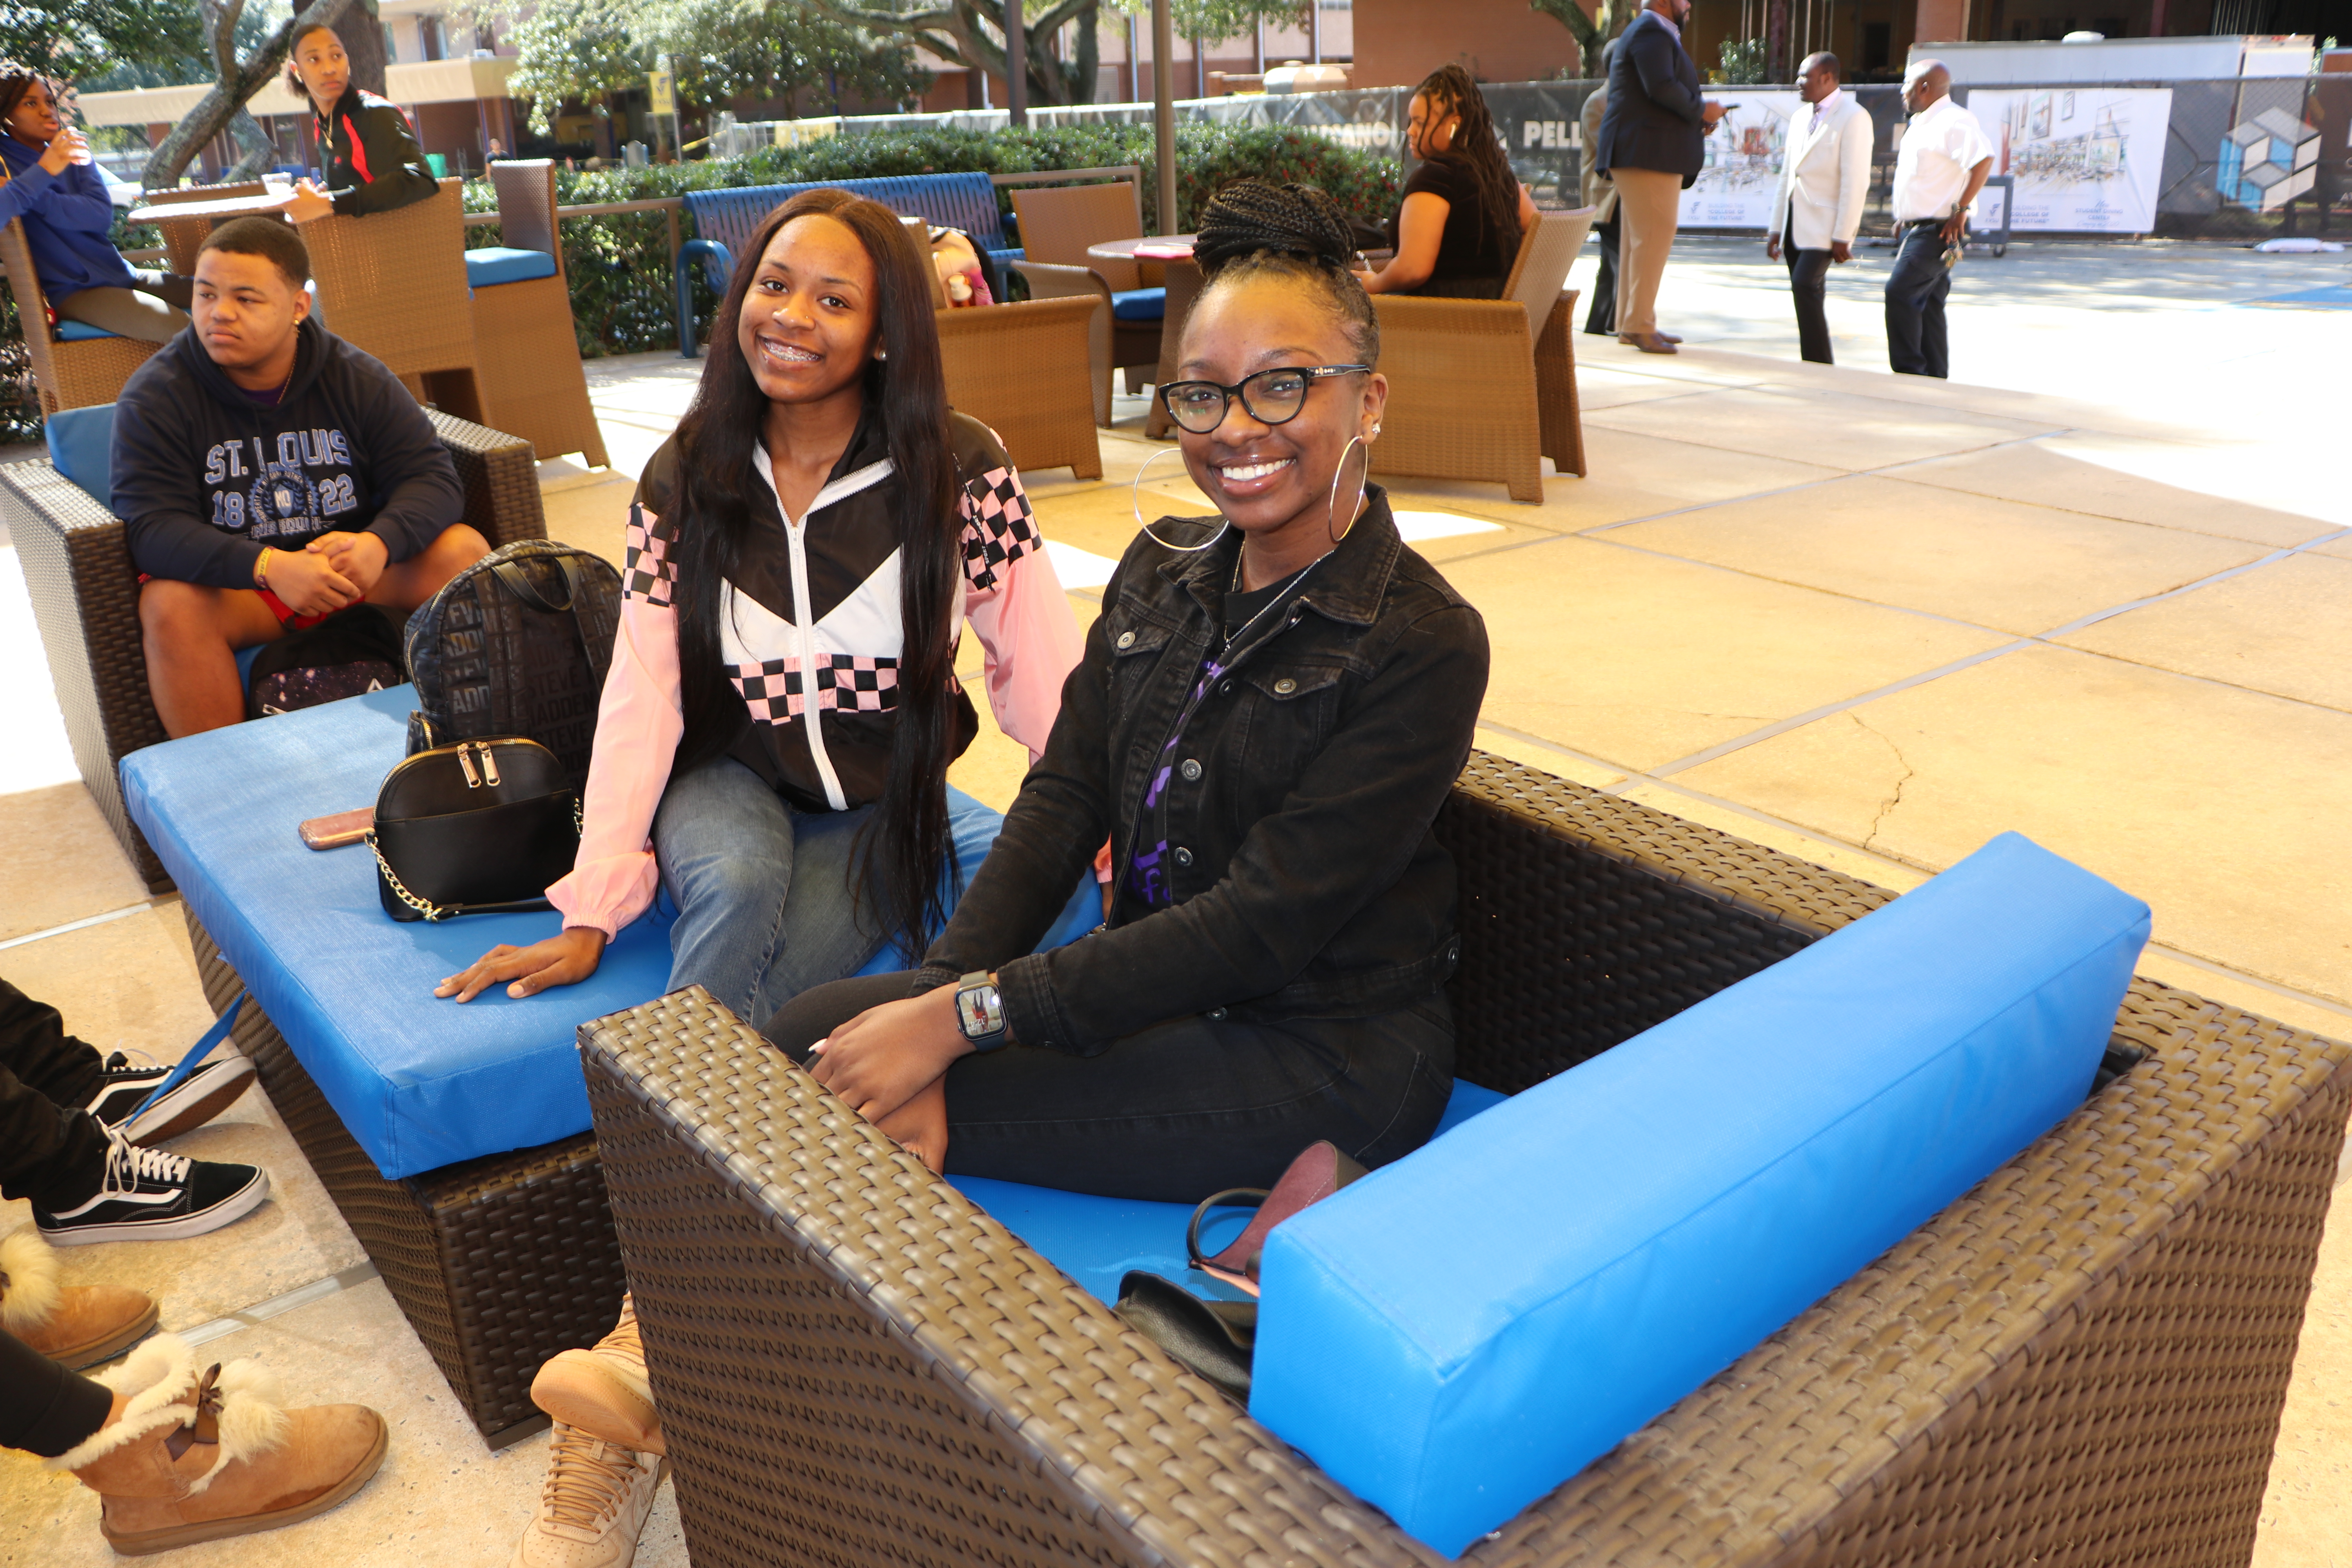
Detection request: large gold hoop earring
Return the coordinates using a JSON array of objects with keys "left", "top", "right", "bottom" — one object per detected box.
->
[
  {"left": 1131, "top": 445, "right": 1231, "bottom": 553},
  {"left": 1327, "top": 434, "right": 1370, "bottom": 544}
]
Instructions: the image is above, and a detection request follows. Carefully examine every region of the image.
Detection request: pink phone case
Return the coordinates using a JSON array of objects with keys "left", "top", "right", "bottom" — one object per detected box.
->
[{"left": 298, "top": 808, "right": 373, "bottom": 850}]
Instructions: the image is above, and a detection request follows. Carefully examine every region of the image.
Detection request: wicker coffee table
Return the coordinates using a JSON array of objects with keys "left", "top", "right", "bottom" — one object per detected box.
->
[{"left": 578, "top": 751, "right": 2351, "bottom": 1567}]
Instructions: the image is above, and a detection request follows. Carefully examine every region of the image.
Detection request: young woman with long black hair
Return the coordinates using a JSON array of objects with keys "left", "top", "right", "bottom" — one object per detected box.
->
[
  {"left": 437, "top": 190, "right": 1080, "bottom": 1027},
  {"left": 1360, "top": 63, "right": 1539, "bottom": 298}
]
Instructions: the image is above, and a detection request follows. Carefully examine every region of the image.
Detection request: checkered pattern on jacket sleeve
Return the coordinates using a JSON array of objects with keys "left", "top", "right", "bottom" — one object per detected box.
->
[
  {"left": 624, "top": 503, "right": 676, "bottom": 608},
  {"left": 960, "top": 466, "right": 1040, "bottom": 592},
  {"left": 729, "top": 655, "right": 901, "bottom": 724}
]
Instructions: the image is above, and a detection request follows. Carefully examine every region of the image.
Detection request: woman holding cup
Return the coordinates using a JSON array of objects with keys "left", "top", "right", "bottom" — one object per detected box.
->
[{"left": 0, "top": 64, "right": 195, "bottom": 343}]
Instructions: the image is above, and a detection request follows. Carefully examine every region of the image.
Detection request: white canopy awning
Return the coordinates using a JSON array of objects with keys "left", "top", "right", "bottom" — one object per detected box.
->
[{"left": 74, "top": 56, "right": 518, "bottom": 128}]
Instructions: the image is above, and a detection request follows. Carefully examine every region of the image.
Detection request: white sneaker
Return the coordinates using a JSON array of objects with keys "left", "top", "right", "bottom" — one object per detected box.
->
[{"left": 510, "top": 1423, "right": 666, "bottom": 1568}]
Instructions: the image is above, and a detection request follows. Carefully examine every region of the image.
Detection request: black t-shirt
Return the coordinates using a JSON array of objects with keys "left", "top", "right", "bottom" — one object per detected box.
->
[
  {"left": 1388, "top": 155, "right": 1517, "bottom": 288},
  {"left": 1224, "top": 562, "right": 1314, "bottom": 639}
]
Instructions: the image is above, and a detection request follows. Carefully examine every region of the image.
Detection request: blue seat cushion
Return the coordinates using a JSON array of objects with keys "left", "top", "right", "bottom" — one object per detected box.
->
[
  {"left": 55, "top": 319, "right": 122, "bottom": 342},
  {"left": 1110, "top": 287, "right": 1165, "bottom": 322},
  {"left": 949, "top": 1080, "right": 1508, "bottom": 1307},
  {"left": 121, "top": 686, "right": 1098, "bottom": 1178},
  {"left": 464, "top": 246, "right": 558, "bottom": 289},
  {"left": 44, "top": 403, "right": 114, "bottom": 511},
  {"left": 1249, "top": 832, "right": 2151, "bottom": 1555}
]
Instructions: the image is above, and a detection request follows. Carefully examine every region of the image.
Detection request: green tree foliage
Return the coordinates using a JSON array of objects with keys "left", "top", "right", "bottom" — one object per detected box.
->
[
  {"left": 791, "top": 0, "right": 1102, "bottom": 107},
  {"left": 1527, "top": 0, "right": 1632, "bottom": 79},
  {"left": 0, "top": 0, "right": 210, "bottom": 86},
  {"left": 505, "top": 0, "right": 927, "bottom": 131},
  {"left": 1103, "top": 0, "right": 1305, "bottom": 46},
  {"left": 1716, "top": 36, "right": 1766, "bottom": 84}
]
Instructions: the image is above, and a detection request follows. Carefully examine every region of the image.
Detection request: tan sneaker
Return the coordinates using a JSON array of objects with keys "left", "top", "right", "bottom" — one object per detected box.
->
[
  {"left": 510, "top": 1423, "right": 666, "bottom": 1568},
  {"left": 54, "top": 1332, "right": 386, "bottom": 1555},
  {"left": 0, "top": 1226, "right": 158, "bottom": 1368},
  {"left": 530, "top": 1295, "right": 662, "bottom": 1455}
]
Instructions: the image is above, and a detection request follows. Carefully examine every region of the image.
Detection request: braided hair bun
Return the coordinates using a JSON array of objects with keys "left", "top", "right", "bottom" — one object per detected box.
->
[
  {"left": 1194, "top": 180, "right": 1358, "bottom": 275},
  {"left": 1189, "top": 179, "right": 1379, "bottom": 366}
]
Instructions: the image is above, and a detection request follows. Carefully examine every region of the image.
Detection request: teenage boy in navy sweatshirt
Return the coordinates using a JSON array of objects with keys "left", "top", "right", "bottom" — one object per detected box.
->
[{"left": 109, "top": 217, "right": 489, "bottom": 737}]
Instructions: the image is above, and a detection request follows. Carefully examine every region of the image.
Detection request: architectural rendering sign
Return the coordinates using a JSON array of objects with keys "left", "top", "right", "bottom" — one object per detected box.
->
[
  {"left": 1965, "top": 87, "right": 2172, "bottom": 233},
  {"left": 1679, "top": 91, "right": 1803, "bottom": 230}
]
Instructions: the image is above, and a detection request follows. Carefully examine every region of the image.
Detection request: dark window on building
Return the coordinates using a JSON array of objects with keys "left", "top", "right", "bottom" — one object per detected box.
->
[{"left": 1864, "top": 22, "right": 1892, "bottom": 70}]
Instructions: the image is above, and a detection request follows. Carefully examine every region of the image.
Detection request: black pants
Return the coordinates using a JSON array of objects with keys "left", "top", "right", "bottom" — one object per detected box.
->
[
  {"left": 1884, "top": 222, "right": 1953, "bottom": 379},
  {"left": 763, "top": 976, "right": 1455, "bottom": 1203},
  {"left": 1583, "top": 212, "right": 1619, "bottom": 335},
  {"left": 1, "top": 1328, "right": 114, "bottom": 1458},
  {"left": 1783, "top": 207, "right": 1834, "bottom": 365},
  {"left": 0, "top": 981, "right": 111, "bottom": 1213}
]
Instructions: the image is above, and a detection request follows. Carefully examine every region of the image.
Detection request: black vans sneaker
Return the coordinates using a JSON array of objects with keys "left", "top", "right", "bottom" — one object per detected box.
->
[
  {"left": 34, "top": 1130, "right": 270, "bottom": 1246},
  {"left": 81, "top": 1051, "right": 256, "bottom": 1146}
]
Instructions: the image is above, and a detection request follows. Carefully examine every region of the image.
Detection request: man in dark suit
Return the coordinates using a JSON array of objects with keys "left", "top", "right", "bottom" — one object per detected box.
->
[{"left": 1594, "top": 0, "right": 1724, "bottom": 354}]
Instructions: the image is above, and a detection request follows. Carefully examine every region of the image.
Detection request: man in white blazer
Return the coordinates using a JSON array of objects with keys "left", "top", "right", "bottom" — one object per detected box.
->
[{"left": 1766, "top": 53, "right": 1873, "bottom": 364}]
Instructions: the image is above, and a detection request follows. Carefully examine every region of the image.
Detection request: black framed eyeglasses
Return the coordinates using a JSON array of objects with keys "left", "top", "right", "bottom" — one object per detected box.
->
[{"left": 1157, "top": 365, "right": 1370, "bottom": 435}]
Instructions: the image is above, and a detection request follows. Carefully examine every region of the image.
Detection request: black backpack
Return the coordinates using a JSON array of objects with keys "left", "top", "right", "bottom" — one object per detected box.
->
[
  {"left": 403, "top": 540, "right": 622, "bottom": 789},
  {"left": 245, "top": 604, "right": 406, "bottom": 720}
]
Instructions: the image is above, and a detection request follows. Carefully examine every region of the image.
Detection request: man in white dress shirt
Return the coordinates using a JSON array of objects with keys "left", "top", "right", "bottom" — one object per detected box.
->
[
  {"left": 1885, "top": 58, "right": 1993, "bottom": 378},
  {"left": 1767, "top": 53, "right": 1873, "bottom": 365}
]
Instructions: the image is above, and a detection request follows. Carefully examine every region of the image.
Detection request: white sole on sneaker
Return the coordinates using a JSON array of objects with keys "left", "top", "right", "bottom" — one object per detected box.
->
[
  {"left": 40, "top": 1168, "right": 271, "bottom": 1247},
  {"left": 118, "top": 1056, "right": 258, "bottom": 1146}
]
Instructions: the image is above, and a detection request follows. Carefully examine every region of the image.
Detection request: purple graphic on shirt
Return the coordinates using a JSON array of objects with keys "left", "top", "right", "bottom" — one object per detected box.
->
[
  {"left": 1143, "top": 764, "right": 1173, "bottom": 809},
  {"left": 1130, "top": 841, "right": 1169, "bottom": 906}
]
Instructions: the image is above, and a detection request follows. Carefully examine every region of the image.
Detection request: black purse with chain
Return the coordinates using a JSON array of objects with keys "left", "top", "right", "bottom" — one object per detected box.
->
[{"left": 367, "top": 737, "right": 582, "bottom": 922}]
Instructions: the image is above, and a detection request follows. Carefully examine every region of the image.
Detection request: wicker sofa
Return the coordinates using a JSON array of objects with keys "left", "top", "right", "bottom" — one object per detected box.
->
[
  {"left": 3, "top": 409, "right": 548, "bottom": 891},
  {"left": 579, "top": 750, "right": 2350, "bottom": 1568}
]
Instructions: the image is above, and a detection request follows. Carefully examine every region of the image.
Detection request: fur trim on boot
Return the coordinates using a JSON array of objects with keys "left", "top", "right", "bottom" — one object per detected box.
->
[
  {"left": 0, "top": 1226, "right": 62, "bottom": 1332},
  {"left": 50, "top": 1334, "right": 287, "bottom": 1495}
]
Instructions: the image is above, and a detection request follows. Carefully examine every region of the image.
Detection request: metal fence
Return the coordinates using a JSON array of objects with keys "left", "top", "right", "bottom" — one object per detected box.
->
[{"left": 720, "top": 74, "right": 2349, "bottom": 240}]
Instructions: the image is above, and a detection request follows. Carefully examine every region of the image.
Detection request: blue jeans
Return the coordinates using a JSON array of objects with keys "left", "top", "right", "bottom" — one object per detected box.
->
[{"left": 652, "top": 757, "right": 888, "bottom": 1025}]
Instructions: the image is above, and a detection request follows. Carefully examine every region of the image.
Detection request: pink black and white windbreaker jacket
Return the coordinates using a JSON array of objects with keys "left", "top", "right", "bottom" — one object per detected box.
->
[{"left": 547, "top": 412, "right": 1082, "bottom": 938}]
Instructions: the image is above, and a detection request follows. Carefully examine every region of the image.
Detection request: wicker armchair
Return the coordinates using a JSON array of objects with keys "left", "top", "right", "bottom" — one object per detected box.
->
[
  {"left": 306, "top": 178, "right": 485, "bottom": 424},
  {"left": 2, "top": 410, "right": 548, "bottom": 891},
  {"left": 1, "top": 218, "right": 158, "bottom": 415},
  {"left": 1372, "top": 207, "right": 1596, "bottom": 503},
  {"left": 938, "top": 294, "right": 1104, "bottom": 481},
  {"left": 471, "top": 160, "right": 610, "bottom": 468},
  {"left": 581, "top": 749, "right": 2350, "bottom": 1568},
  {"left": 1007, "top": 181, "right": 1163, "bottom": 426}
]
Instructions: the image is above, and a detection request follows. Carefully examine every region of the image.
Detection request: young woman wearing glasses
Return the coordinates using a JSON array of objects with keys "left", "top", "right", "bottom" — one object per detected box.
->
[{"left": 760, "top": 177, "right": 1494, "bottom": 1203}]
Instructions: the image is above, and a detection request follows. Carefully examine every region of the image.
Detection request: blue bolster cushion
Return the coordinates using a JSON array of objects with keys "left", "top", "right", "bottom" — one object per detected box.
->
[
  {"left": 1249, "top": 831, "right": 2151, "bottom": 1555},
  {"left": 1109, "top": 287, "right": 1165, "bottom": 322},
  {"left": 44, "top": 402, "right": 115, "bottom": 511},
  {"left": 55, "top": 319, "right": 122, "bottom": 341},
  {"left": 464, "top": 246, "right": 558, "bottom": 289}
]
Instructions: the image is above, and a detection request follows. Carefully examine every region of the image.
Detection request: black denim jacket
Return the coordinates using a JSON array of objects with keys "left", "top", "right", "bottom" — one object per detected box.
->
[{"left": 915, "top": 486, "right": 1491, "bottom": 1055}]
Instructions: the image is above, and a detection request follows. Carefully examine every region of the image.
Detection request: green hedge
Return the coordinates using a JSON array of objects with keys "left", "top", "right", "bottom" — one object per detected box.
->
[
  {"left": 463, "top": 124, "right": 1401, "bottom": 358},
  {"left": 2, "top": 125, "right": 1399, "bottom": 436}
]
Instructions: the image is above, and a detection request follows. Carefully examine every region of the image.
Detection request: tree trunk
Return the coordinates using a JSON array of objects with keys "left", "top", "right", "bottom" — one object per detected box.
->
[
  {"left": 1071, "top": 1, "right": 1099, "bottom": 104},
  {"left": 339, "top": 0, "right": 387, "bottom": 96},
  {"left": 143, "top": 0, "right": 361, "bottom": 189}
]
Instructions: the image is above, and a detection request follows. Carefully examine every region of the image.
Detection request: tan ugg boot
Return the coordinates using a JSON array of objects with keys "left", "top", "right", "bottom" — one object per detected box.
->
[
  {"left": 530, "top": 1295, "right": 663, "bottom": 1455},
  {"left": 0, "top": 1226, "right": 157, "bottom": 1369},
  {"left": 53, "top": 1332, "right": 387, "bottom": 1556}
]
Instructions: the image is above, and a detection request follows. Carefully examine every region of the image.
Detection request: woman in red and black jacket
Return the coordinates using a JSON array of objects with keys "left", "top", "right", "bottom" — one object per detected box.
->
[{"left": 279, "top": 24, "right": 439, "bottom": 225}]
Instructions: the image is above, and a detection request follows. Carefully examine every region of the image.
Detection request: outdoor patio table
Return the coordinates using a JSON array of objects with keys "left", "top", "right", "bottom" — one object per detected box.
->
[
  {"left": 125, "top": 191, "right": 298, "bottom": 225},
  {"left": 1090, "top": 236, "right": 1203, "bottom": 439}
]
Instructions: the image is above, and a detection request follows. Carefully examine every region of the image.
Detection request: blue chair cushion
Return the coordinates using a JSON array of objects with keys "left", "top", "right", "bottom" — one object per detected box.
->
[
  {"left": 55, "top": 319, "right": 122, "bottom": 342},
  {"left": 464, "top": 246, "right": 557, "bottom": 289},
  {"left": 1109, "top": 287, "right": 1165, "bottom": 322},
  {"left": 120, "top": 686, "right": 1098, "bottom": 1178},
  {"left": 44, "top": 403, "right": 114, "bottom": 511},
  {"left": 949, "top": 1080, "right": 1508, "bottom": 1307},
  {"left": 1249, "top": 832, "right": 2151, "bottom": 1555}
]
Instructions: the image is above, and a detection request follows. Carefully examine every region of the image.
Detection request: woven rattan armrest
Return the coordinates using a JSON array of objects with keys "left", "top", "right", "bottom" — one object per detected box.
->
[
  {"left": 1, "top": 458, "right": 169, "bottom": 887},
  {"left": 1009, "top": 260, "right": 1124, "bottom": 427},
  {"left": 424, "top": 409, "right": 549, "bottom": 549},
  {"left": 1370, "top": 296, "right": 1545, "bottom": 504},
  {"left": 584, "top": 750, "right": 2352, "bottom": 1568}
]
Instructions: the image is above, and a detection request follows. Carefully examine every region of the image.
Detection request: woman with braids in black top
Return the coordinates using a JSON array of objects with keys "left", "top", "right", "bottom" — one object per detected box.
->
[
  {"left": 1361, "top": 64, "right": 1540, "bottom": 299},
  {"left": 766, "top": 178, "right": 1492, "bottom": 1202}
]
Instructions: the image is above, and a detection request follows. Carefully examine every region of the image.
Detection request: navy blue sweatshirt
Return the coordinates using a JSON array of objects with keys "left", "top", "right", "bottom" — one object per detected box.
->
[{"left": 110, "top": 318, "right": 463, "bottom": 588}]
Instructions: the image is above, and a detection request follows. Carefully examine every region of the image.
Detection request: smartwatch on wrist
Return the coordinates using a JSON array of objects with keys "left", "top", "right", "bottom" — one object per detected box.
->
[{"left": 953, "top": 971, "right": 1009, "bottom": 1052}]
